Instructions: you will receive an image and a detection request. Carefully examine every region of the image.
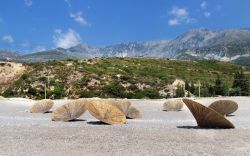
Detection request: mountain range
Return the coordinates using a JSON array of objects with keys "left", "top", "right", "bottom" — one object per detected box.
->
[{"left": 1, "top": 28, "right": 250, "bottom": 66}]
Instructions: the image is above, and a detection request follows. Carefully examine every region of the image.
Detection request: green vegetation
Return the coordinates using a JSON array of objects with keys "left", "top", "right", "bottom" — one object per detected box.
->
[
  {"left": 231, "top": 71, "right": 249, "bottom": 96},
  {"left": 175, "top": 85, "right": 185, "bottom": 98},
  {"left": 214, "top": 76, "right": 225, "bottom": 95},
  {"left": 1, "top": 58, "right": 250, "bottom": 99},
  {"left": 185, "top": 71, "right": 249, "bottom": 97},
  {"left": 103, "top": 80, "right": 126, "bottom": 98},
  {"left": 2, "top": 88, "right": 16, "bottom": 97},
  {"left": 53, "top": 83, "right": 65, "bottom": 99}
]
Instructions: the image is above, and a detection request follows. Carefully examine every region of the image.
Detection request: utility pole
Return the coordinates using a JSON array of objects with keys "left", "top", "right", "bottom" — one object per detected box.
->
[
  {"left": 44, "top": 83, "right": 47, "bottom": 99},
  {"left": 47, "top": 76, "right": 50, "bottom": 86},
  {"left": 198, "top": 80, "right": 201, "bottom": 98},
  {"left": 44, "top": 75, "right": 49, "bottom": 99}
]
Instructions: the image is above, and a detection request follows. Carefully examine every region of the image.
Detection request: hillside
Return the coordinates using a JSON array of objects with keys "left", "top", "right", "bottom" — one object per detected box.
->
[
  {"left": 1, "top": 58, "right": 249, "bottom": 99},
  {"left": 0, "top": 28, "right": 250, "bottom": 66},
  {"left": 0, "top": 62, "right": 27, "bottom": 93}
]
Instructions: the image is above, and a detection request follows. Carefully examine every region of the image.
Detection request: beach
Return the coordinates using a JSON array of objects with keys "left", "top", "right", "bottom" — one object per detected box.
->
[{"left": 0, "top": 97, "right": 250, "bottom": 156}]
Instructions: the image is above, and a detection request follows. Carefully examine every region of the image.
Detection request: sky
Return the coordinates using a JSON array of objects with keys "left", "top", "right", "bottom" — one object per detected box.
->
[{"left": 0, "top": 0, "right": 250, "bottom": 53}]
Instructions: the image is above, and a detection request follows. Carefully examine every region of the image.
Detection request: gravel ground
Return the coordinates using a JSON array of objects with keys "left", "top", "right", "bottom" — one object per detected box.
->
[{"left": 0, "top": 97, "right": 250, "bottom": 156}]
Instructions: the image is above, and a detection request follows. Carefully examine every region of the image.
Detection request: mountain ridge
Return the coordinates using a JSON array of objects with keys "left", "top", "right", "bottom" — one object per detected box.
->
[{"left": 1, "top": 28, "right": 250, "bottom": 66}]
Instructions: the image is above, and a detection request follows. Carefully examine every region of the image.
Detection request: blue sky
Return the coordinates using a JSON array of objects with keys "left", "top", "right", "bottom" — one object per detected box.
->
[{"left": 0, "top": 0, "right": 249, "bottom": 53}]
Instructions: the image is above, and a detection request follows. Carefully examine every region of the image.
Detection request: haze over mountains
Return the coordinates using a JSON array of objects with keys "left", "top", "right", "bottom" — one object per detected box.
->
[{"left": 1, "top": 28, "right": 250, "bottom": 66}]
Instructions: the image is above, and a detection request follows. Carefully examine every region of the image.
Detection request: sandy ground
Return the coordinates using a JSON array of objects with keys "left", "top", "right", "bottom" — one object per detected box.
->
[{"left": 0, "top": 97, "right": 250, "bottom": 156}]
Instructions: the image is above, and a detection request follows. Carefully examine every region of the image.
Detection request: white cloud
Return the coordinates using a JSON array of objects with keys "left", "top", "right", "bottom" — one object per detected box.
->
[
  {"left": 53, "top": 28, "right": 81, "bottom": 49},
  {"left": 168, "top": 6, "right": 195, "bottom": 26},
  {"left": 200, "top": 1, "right": 207, "bottom": 9},
  {"left": 168, "top": 19, "right": 179, "bottom": 26},
  {"left": 204, "top": 12, "right": 211, "bottom": 17},
  {"left": 24, "top": 0, "right": 32, "bottom": 7},
  {"left": 2, "top": 35, "right": 14, "bottom": 43},
  {"left": 200, "top": 1, "right": 212, "bottom": 17},
  {"left": 54, "top": 29, "right": 62, "bottom": 34},
  {"left": 170, "top": 7, "right": 188, "bottom": 17},
  {"left": 70, "top": 12, "right": 88, "bottom": 26},
  {"left": 65, "top": 0, "right": 72, "bottom": 8},
  {"left": 20, "top": 41, "right": 30, "bottom": 48},
  {"left": 33, "top": 45, "right": 46, "bottom": 52}
]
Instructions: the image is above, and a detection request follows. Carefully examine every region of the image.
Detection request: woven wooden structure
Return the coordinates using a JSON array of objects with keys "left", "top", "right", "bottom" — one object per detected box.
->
[
  {"left": 182, "top": 99, "right": 235, "bottom": 129},
  {"left": 30, "top": 99, "right": 54, "bottom": 113},
  {"left": 208, "top": 100, "right": 238, "bottom": 116},
  {"left": 87, "top": 100, "right": 126, "bottom": 125},
  {"left": 51, "top": 99, "right": 88, "bottom": 121},
  {"left": 163, "top": 99, "right": 184, "bottom": 111}
]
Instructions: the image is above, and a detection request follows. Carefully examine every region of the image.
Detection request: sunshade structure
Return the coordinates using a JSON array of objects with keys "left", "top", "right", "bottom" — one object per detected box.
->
[
  {"left": 30, "top": 99, "right": 54, "bottom": 113},
  {"left": 107, "top": 99, "right": 142, "bottom": 119},
  {"left": 87, "top": 100, "right": 126, "bottom": 125},
  {"left": 163, "top": 99, "right": 184, "bottom": 111},
  {"left": 208, "top": 100, "right": 238, "bottom": 116},
  {"left": 51, "top": 99, "right": 88, "bottom": 121},
  {"left": 126, "top": 105, "right": 142, "bottom": 119},
  {"left": 107, "top": 99, "right": 131, "bottom": 115},
  {"left": 182, "top": 99, "right": 235, "bottom": 129}
]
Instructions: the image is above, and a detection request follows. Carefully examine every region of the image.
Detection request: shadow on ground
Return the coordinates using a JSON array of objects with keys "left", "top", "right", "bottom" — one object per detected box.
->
[
  {"left": 226, "top": 114, "right": 235, "bottom": 117},
  {"left": 68, "top": 119, "right": 86, "bottom": 122},
  {"left": 87, "top": 121, "right": 109, "bottom": 125},
  {"left": 162, "top": 110, "right": 182, "bottom": 112},
  {"left": 177, "top": 126, "right": 201, "bottom": 129},
  {"left": 44, "top": 111, "right": 53, "bottom": 114},
  {"left": 177, "top": 126, "right": 232, "bottom": 130}
]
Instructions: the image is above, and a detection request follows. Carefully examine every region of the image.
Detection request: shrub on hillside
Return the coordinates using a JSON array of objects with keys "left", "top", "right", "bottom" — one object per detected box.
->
[
  {"left": 27, "top": 86, "right": 37, "bottom": 96},
  {"left": 80, "top": 90, "right": 95, "bottom": 98},
  {"left": 21, "top": 73, "right": 28, "bottom": 80},
  {"left": 54, "top": 83, "right": 65, "bottom": 99},
  {"left": 214, "top": 76, "right": 227, "bottom": 96},
  {"left": 2, "top": 88, "right": 15, "bottom": 97},
  {"left": 232, "top": 71, "right": 249, "bottom": 96},
  {"left": 229, "top": 87, "right": 241, "bottom": 96},
  {"left": 134, "top": 88, "right": 160, "bottom": 99},
  {"left": 103, "top": 81, "right": 126, "bottom": 98},
  {"left": 38, "top": 77, "right": 47, "bottom": 82},
  {"left": 175, "top": 85, "right": 185, "bottom": 98}
]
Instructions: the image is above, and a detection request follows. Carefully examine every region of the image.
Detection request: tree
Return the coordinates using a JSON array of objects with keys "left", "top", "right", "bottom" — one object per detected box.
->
[
  {"left": 199, "top": 83, "right": 210, "bottom": 97},
  {"left": 214, "top": 75, "right": 226, "bottom": 96},
  {"left": 208, "top": 85, "right": 215, "bottom": 96},
  {"left": 28, "top": 86, "right": 37, "bottom": 96},
  {"left": 229, "top": 87, "right": 241, "bottom": 96},
  {"left": 185, "top": 81, "right": 190, "bottom": 92},
  {"left": 175, "top": 85, "right": 185, "bottom": 98},
  {"left": 54, "top": 83, "right": 65, "bottom": 99},
  {"left": 190, "top": 81, "right": 195, "bottom": 94},
  {"left": 233, "top": 71, "right": 241, "bottom": 88},
  {"left": 232, "top": 71, "right": 249, "bottom": 96},
  {"left": 200, "top": 87, "right": 209, "bottom": 97}
]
